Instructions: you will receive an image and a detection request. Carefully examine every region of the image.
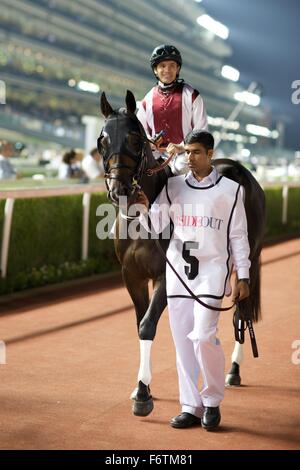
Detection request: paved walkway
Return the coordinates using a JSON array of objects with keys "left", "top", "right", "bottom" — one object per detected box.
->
[{"left": 0, "top": 239, "right": 300, "bottom": 449}]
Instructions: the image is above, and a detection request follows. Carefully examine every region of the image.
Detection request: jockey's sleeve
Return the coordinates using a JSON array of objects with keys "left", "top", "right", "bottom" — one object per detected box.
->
[
  {"left": 229, "top": 186, "right": 251, "bottom": 280},
  {"left": 171, "top": 93, "right": 209, "bottom": 174},
  {"left": 192, "top": 94, "right": 208, "bottom": 131},
  {"left": 136, "top": 102, "right": 152, "bottom": 140},
  {"left": 139, "top": 185, "right": 170, "bottom": 234}
]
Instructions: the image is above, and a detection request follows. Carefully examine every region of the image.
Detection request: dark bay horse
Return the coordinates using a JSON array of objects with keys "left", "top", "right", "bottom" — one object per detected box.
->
[{"left": 98, "top": 90, "right": 266, "bottom": 417}]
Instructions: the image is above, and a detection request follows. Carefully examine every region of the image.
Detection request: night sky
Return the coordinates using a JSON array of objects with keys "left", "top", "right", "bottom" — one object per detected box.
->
[{"left": 199, "top": 0, "right": 300, "bottom": 150}]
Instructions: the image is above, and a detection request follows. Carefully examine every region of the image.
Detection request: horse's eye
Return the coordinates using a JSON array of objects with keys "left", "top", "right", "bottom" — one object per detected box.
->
[{"left": 98, "top": 135, "right": 109, "bottom": 156}]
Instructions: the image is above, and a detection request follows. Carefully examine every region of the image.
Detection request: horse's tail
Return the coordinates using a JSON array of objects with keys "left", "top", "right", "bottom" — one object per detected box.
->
[{"left": 239, "top": 252, "right": 262, "bottom": 323}]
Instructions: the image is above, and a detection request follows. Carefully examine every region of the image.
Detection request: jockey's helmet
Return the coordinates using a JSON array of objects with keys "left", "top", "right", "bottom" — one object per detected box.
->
[{"left": 150, "top": 45, "right": 182, "bottom": 71}]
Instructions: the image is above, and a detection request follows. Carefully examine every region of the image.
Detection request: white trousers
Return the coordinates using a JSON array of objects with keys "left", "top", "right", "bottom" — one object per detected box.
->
[{"left": 168, "top": 297, "right": 225, "bottom": 418}]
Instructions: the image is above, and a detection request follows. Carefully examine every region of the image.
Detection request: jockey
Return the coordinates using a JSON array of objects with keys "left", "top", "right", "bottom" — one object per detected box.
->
[{"left": 137, "top": 44, "right": 208, "bottom": 175}]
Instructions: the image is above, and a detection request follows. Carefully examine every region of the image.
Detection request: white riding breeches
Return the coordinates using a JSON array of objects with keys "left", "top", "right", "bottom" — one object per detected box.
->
[{"left": 168, "top": 297, "right": 225, "bottom": 417}]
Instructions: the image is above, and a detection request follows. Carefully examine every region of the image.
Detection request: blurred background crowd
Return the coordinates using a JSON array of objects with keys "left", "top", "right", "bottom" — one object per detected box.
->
[{"left": 0, "top": 0, "right": 299, "bottom": 188}]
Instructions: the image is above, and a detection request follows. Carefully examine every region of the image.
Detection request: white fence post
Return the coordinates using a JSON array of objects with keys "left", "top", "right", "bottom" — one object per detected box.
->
[
  {"left": 82, "top": 192, "right": 91, "bottom": 260},
  {"left": 282, "top": 184, "right": 289, "bottom": 225},
  {"left": 1, "top": 198, "right": 15, "bottom": 278},
  {"left": 0, "top": 340, "right": 6, "bottom": 364}
]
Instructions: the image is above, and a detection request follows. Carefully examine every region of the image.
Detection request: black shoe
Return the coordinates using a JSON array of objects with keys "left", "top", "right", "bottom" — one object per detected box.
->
[
  {"left": 170, "top": 412, "right": 202, "bottom": 428},
  {"left": 201, "top": 406, "right": 221, "bottom": 431}
]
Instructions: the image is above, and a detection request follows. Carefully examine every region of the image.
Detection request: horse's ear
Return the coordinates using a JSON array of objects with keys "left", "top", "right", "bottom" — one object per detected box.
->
[
  {"left": 125, "top": 90, "right": 136, "bottom": 114},
  {"left": 100, "top": 92, "right": 113, "bottom": 118}
]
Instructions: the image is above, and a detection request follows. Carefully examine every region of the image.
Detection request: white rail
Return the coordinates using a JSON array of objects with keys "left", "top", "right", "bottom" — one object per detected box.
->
[
  {"left": 260, "top": 182, "right": 300, "bottom": 225},
  {"left": 0, "top": 183, "right": 106, "bottom": 278},
  {"left": 0, "top": 181, "right": 299, "bottom": 279}
]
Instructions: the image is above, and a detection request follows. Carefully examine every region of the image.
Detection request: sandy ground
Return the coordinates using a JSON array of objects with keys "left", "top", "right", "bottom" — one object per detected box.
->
[{"left": 0, "top": 239, "right": 299, "bottom": 450}]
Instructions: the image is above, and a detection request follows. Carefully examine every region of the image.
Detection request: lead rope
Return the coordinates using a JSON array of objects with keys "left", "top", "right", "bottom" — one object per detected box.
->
[
  {"left": 233, "top": 303, "right": 259, "bottom": 358},
  {"left": 154, "top": 233, "right": 259, "bottom": 356},
  {"left": 150, "top": 223, "right": 235, "bottom": 312}
]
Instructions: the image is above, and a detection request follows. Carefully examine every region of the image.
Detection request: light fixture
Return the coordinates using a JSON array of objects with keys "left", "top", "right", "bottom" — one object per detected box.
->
[
  {"left": 221, "top": 65, "right": 240, "bottom": 82},
  {"left": 241, "top": 149, "right": 251, "bottom": 157},
  {"left": 196, "top": 14, "right": 229, "bottom": 40},
  {"left": 246, "top": 124, "right": 278, "bottom": 138},
  {"left": 77, "top": 81, "right": 100, "bottom": 93},
  {"left": 271, "top": 130, "right": 279, "bottom": 139},
  {"left": 234, "top": 91, "right": 261, "bottom": 107},
  {"left": 207, "top": 116, "right": 240, "bottom": 130}
]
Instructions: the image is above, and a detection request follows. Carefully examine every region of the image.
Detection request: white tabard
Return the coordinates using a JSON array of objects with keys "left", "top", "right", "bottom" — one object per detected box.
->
[{"left": 155, "top": 174, "right": 243, "bottom": 299}]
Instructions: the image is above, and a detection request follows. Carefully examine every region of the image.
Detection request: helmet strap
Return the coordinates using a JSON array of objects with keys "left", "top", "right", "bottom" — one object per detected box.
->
[{"left": 157, "top": 78, "right": 184, "bottom": 92}]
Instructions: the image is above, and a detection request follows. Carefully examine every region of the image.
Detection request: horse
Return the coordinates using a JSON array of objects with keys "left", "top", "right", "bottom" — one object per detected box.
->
[{"left": 98, "top": 90, "right": 266, "bottom": 417}]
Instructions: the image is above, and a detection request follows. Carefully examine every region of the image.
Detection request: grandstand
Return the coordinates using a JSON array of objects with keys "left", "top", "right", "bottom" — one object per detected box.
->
[{"left": 0, "top": 0, "right": 281, "bottom": 154}]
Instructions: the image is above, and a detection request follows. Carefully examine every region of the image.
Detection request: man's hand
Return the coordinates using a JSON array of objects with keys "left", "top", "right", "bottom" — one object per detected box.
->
[
  {"left": 135, "top": 190, "right": 150, "bottom": 211},
  {"left": 166, "top": 143, "right": 185, "bottom": 157},
  {"left": 232, "top": 280, "right": 250, "bottom": 302}
]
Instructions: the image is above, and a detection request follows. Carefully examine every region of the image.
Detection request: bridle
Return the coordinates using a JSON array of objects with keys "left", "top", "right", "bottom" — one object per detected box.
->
[
  {"left": 97, "top": 111, "right": 149, "bottom": 201},
  {"left": 98, "top": 110, "right": 176, "bottom": 202}
]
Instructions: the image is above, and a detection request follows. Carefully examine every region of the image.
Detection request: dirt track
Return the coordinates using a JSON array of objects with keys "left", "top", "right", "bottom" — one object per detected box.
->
[{"left": 0, "top": 239, "right": 300, "bottom": 450}]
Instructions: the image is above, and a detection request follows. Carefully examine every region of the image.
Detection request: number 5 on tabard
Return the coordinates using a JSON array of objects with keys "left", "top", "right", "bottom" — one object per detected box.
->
[{"left": 182, "top": 241, "right": 199, "bottom": 280}]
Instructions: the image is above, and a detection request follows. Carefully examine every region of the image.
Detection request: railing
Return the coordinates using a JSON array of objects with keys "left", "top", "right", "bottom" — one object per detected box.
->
[
  {"left": 0, "top": 182, "right": 106, "bottom": 278},
  {"left": 1, "top": 181, "right": 299, "bottom": 279},
  {"left": 260, "top": 182, "right": 300, "bottom": 225}
]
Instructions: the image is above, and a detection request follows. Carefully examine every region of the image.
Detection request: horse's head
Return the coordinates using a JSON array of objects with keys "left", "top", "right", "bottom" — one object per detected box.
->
[{"left": 98, "top": 90, "right": 148, "bottom": 206}]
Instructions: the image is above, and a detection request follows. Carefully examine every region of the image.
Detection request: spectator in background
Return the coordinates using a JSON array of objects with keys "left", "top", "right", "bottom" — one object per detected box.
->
[
  {"left": 0, "top": 140, "right": 17, "bottom": 180},
  {"left": 82, "top": 147, "right": 104, "bottom": 180},
  {"left": 58, "top": 149, "right": 86, "bottom": 180}
]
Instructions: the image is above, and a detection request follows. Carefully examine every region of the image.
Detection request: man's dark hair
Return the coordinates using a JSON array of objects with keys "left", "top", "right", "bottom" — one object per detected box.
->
[
  {"left": 63, "top": 149, "right": 76, "bottom": 165},
  {"left": 184, "top": 130, "right": 214, "bottom": 151},
  {"left": 90, "top": 147, "right": 99, "bottom": 157}
]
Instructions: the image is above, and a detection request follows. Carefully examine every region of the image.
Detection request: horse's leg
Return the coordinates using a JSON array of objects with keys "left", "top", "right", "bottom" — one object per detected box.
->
[
  {"left": 121, "top": 269, "right": 151, "bottom": 399},
  {"left": 225, "top": 341, "right": 244, "bottom": 386},
  {"left": 132, "top": 273, "right": 167, "bottom": 417}
]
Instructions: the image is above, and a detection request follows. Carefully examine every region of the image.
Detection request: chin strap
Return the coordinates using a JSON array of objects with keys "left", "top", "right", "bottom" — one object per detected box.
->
[{"left": 157, "top": 78, "right": 184, "bottom": 92}]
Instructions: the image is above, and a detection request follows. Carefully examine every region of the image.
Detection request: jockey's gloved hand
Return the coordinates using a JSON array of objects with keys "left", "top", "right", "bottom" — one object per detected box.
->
[{"left": 166, "top": 143, "right": 185, "bottom": 157}]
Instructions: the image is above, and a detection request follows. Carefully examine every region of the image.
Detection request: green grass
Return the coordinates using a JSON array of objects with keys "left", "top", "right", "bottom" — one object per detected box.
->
[
  {"left": 0, "top": 193, "right": 119, "bottom": 294},
  {"left": 264, "top": 187, "right": 300, "bottom": 240}
]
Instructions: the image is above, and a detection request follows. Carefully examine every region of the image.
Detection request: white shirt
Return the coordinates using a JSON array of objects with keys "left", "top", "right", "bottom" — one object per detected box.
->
[
  {"left": 0, "top": 155, "right": 16, "bottom": 179},
  {"left": 141, "top": 168, "right": 250, "bottom": 297},
  {"left": 185, "top": 167, "right": 218, "bottom": 187},
  {"left": 82, "top": 154, "right": 104, "bottom": 180}
]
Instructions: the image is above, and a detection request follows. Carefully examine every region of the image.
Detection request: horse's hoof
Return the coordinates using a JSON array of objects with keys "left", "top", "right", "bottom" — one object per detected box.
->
[
  {"left": 130, "top": 387, "right": 138, "bottom": 400},
  {"left": 132, "top": 398, "right": 154, "bottom": 417},
  {"left": 225, "top": 373, "right": 241, "bottom": 387}
]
